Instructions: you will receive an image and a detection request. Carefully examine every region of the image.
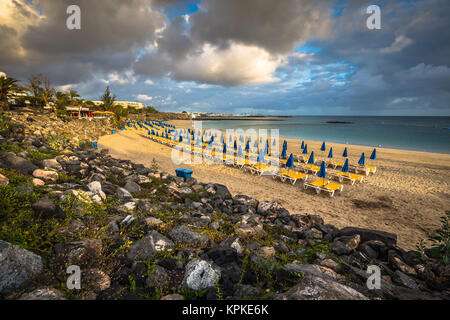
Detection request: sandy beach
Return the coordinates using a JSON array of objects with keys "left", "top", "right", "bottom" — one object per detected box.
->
[{"left": 99, "top": 120, "right": 450, "bottom": 250}]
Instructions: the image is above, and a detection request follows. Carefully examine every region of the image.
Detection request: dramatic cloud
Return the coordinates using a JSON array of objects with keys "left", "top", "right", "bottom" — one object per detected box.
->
[{"left": 0, "top": 0, "right": 449, "bottom": 115}]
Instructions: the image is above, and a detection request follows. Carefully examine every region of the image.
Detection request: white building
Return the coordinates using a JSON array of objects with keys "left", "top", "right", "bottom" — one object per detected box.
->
[{"left": 91, "top": 101, "right": 144, "bottom": 109}]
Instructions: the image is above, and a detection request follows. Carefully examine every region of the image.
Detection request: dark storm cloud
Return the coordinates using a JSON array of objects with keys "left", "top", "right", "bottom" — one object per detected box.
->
[{"left": 0, "top": 0, "right": 165, "bottom": 84}]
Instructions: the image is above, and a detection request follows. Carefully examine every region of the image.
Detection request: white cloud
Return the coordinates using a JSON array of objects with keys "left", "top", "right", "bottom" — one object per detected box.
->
[
  {"left": 144, "top": 79, "right": 154, "bottom": 85},
  {"left": 172, "top": 43, "right": 283, "bottom": 85},
  {"left": 380, "top": 35, "right": 413, "bottom": 54},
  {"left": 136, "top": 94, "right": 153, "bottom": 101}
]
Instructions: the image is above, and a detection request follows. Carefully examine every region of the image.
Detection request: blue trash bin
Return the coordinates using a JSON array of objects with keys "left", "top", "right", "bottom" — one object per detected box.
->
[
  {"left": 112, "top": 130, "right": 116, "bottom": 134},
  {"left": 120, "top": 127, "right": 124, "bottom": 130},
  {"left": 175, "top": 168, "right": 193, "bottom": 181},
  {"left": 92, "top": 141, "right": 98, "bottom": 149}
]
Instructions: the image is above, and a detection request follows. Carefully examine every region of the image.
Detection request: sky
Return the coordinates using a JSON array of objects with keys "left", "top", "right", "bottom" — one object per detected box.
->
[{"left": 0, "top": 0, "right": 449, "bottom": 116}]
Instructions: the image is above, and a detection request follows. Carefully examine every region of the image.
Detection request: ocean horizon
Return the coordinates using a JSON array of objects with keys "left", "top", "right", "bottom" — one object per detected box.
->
[{"left": 200, "top": 116, "right": 450, "bottom": 154}]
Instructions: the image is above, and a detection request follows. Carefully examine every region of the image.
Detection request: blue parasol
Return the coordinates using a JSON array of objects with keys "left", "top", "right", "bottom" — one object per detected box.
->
[
  {"left": 257, "top": 149, "right": 264, "bottom": 163},
  {"left": 307, "top": 151, "right": 315, "bottom": 164},
  {"left": 320, "top": 141, "right": 326, "bottom": 151},
  {"left": 301, "top": 140, "right": 305, "bottom": 149},
  {"left": 223, "top": 143, "right": 227, "bottom": 154},
  {"left": 342, "top": 158, "right": 349, "bottom": 173},
  {"left": 281, "top": 140, "right": 287, "bottom": 158},
  {"left": 245, "top": 139, "right": 250, "bottom": 152},
  {"left": 328, "top": 147, "right": 333, "bottom": 158},
  {"left": 265, "top": 139, "right": 269, "bottom": 155},
  {"left": 358, "top": 152, "right": 365, "bottom": 165},
  {"left": 318, "top": 161, "right": 326, "bottom": 182},
  {"left": 237, "top": 146, "right": 243, "bottom": 158},
  {"left": 302, "top": 144, "right": 308, "bottom": 154},
  {"left": 370, "top": 148, "right": 377, "bottom": 160},
  {"left": 286, "top": 153, "right": 294, "bottom": 168},
  {"left": 234, "top": 139, "right": 237, "bottom": 150},
  {"left": 343, "top": 147, "right": 348, "bottom": 157}
]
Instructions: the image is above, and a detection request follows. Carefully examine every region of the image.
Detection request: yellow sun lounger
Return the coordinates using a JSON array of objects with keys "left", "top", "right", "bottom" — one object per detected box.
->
[
  {"left": 326, "top": 160, "right": 344, "bottom": 169},
  {"left": 250, "top": 164, "right": 278, "bottom": 176},
  {"left": 351, "top": 165, "right": 377, "bottom": 176},
  {"left": 303, "top": 179, "right": 343, "bottom": 197},
  {"left": 275, "top": 170, "right": 308, "bottom": 185},
  {"left": 329, "top": 172, "right": 364, "bottom": 185},
  {"left": 299, "top": 164, "right": 320, "bottom": 175}
]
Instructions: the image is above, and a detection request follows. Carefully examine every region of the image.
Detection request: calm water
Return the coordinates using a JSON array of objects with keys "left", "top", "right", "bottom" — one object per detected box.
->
[{"left": 200, "top": 116, "right": 450, "bottom": 154}]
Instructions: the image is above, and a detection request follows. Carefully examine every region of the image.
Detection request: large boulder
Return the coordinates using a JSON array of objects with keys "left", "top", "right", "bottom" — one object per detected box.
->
[
  {"left": 1, "top": 152, "right": 38, "bottom": 174},
  {"left": 124, "top": 180, "right": 141, "bottom": 194},
  {"left": 338, "top": 227, "right": 397, "bottom": 247},
  {"left": 232, "top": 195, "right": 258, "bottom": 209},
  {"left": 180, "top": 259, "right": 221, "bottom": 291},
  {"left": 32, "top": 196, "right": 66, "bottom": 219},
  {"left": 0, "top": 240, "right": 43, "bottom": 295},
  {"left": 275, "top": 275, "right": 368, "bottom": 300},
  {"left": 126, "top": 230, "right": 174, "bottom": 261},
  {"left": 213, "top": 184, "right": 232, "bottom": 200},
  {"left": 256, "top": 201, "right": 289, "bottom": 217},
  {"left": 168, "top": 225, "right": 211, "bottom": 247},
  {"left": 32, "top": 169, "right": 59, "bottom": 182}
]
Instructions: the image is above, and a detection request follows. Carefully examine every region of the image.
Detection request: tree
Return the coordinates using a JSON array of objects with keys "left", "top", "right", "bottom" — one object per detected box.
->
[
  {"left": 0, "top": 76, "right": 24, "bottom": 110},
  {"left": 68, "top": 89, "right": 80, "bottom": 105},
  {"left": 55, "top": 91, "right": 69, "bottom": 115},
  {"left": 101, "top": 85, "right": 116, "bottom": 110},
  {"left": 27, "top": 74, "right": 54, "bottom": 109}
]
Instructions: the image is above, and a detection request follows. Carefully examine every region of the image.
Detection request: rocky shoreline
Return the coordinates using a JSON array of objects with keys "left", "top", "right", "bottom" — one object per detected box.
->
[{"left": 0, "top": 112, "right": 448, "bottom": 300}]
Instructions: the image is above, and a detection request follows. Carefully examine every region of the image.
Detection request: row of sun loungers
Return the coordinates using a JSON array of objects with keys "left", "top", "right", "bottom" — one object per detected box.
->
[{"left": 131, "top": 124, "right": 376, "bottom": 197}]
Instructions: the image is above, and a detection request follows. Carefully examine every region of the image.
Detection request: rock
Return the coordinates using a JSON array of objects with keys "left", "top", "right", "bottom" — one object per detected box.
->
[
  {"left": 19, "top": 287, "right": 66, "bottom": 300},
  {"left": 1, "top": 152, "right": 38, "bottom": 174},
  {"left": 42, "top": 158, "right": 62, "bottom": 171},
  {"left": 145, "top": 217, "right": 163, "bottom": 227},
  {"left": 32, "top": 178, "right": 45, "bottom": 186},
  {"left": 146, "top": 265, "right": 168, "bottom": 288},
  {"left": 302, "top": 228, "right": 323, "bottom": 240},
  {"left": 54, "top": 239, "right": 102, "bottom": 266},
  {"left": 87, "top": 181, "right": 102, "bottom": 194},
  {"left": 32, "top": 196, "right": 66, "bottom": 219},
  {"left": 389, "top": 253, "right": 417, "bottom": 276},
  {"left": 116, "top": 187, "right": 133, "bottom": 203},
  {"left": 206, "top": 247, "right": 238, "bottom": 266},
  {"left": 393, "top": 271, "right": 419, "bottom": 290},
  {"left": 331, "top": 241, "right": 349, "bottom": 255},
  {"left": 338, "top": 227, "right": 397, "bottom": 247},
  {"left": 290, "top": 214, "right": 324, "bottom": 228},
  {"left": 220, "top": 237, "right": 244, "bottom": 255},
  {"left": 276, "top": 263, "right": 326, "bottom": 283},
  {"left": 161, "top": 293, "right": 184, "bottom": 300},
  {"left": 234, "top": 284, "right": 260, "bottom": 298},
  {"left": 124, "top": 180, "right": 141, "bottom": 194},
  {"left": 0, "top": 240, "right": 43, "bottom": 295},
  {"left": 0, "top": 173, "right": 9, "bottom": 186},
  {"left": 32, "top": 169, "right": 59, "bottom": 182},
  {"left": 192, "top": 185, "right": 203, "bottom": 192},
  {"left": 256, "top": 201, "right": 289, "bottom": 217},
  {"left": 180, "top": 259, "right": 221, "bottom": 291},
  {"left": 126, "top": 230, "right": 174, "bottom": 261},
  {"left": 257, "top": 246, "right": 276, "bottom": 258},
  {"left": 275, "top": 275, "right": 368, "bottom": 300},
  {"left": 214, "top": 184, "right": 232, "bottom": 199},
  {"left": 358, "top": 243, "right": 379, "bottom": 259},
  {"left": 168, "top": 225, "right": 211, "bottom": 247},
  {"left": 232, "top": 195, "right": 258, "bottom": 209},
  {"left": 335, "top": 234, "right": 360, "bottom": 253},
  {"left": 82, "top": 269, "right": 111, "bottom": 293}
]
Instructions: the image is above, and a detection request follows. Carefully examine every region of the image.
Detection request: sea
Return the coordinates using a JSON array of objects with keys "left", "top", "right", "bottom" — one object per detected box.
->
[{"left": 199, "top": 116, "right": 450, "bottom": 154}]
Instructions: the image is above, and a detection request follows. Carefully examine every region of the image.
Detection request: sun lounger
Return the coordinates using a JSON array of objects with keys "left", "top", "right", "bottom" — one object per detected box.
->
[
  {"left": 250, "top": 164, "right": 278, "bottom": 176},
  {"left": 275, "top": 170, "right": 308, "bottom": 185},
  {"left": 325, "top": 160, "right": 344, "bottom": 169},
  {"left": 303, "top": 179, "right": 343, "bottom": 197},
  {"left": 328, "top": 172, "right": 364, "bottom": 185},
  {"left": 350, "top": 165, "right": 377, "bottom": 176}
]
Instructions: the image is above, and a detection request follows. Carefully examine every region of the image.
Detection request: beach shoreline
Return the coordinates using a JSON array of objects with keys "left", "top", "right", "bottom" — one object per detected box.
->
[{"left": 99, "top": 119, "right": 450, "bottom": 250}]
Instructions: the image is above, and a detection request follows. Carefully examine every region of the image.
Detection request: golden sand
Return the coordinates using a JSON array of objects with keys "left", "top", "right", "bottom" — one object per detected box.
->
[{"left": 99, "top": 120, "right": 450, "bottom": 250}]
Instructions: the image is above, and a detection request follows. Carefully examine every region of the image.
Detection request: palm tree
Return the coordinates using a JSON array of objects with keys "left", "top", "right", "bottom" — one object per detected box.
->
[
  {"left": 0, "top": 76, "right": 24, "bottom": 111},
  {"left": 69, "top": 90, "right": 80, "bottom": 105}
]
